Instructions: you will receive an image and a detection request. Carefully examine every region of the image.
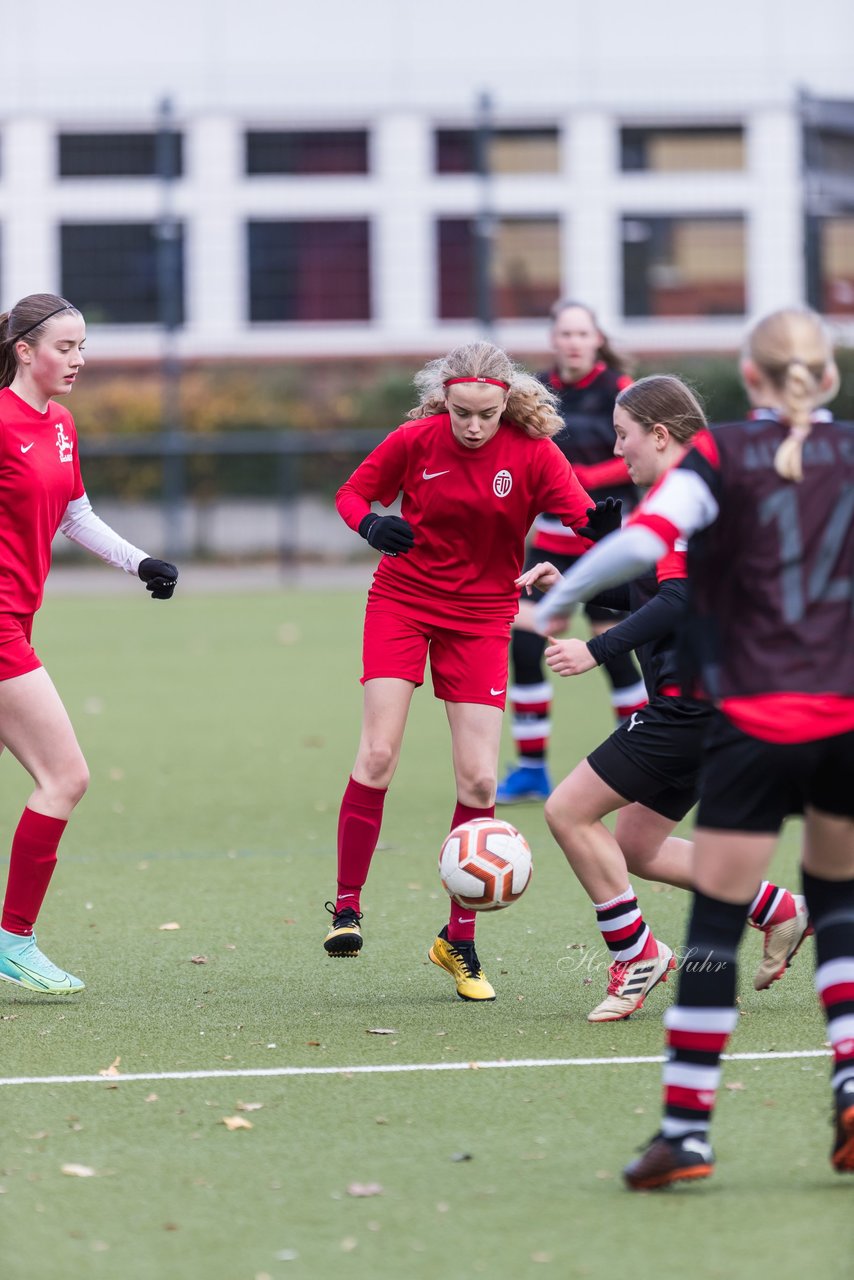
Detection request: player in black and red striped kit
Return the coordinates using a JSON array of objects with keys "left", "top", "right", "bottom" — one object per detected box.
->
[
  {"left": 0, "top": 293, "right": 178, "bottom": 997},
  {"left": 498, "top": 302, "right": 645, "bottom": 805},
  {"left": 535, "top": 309, "right": 854, "bottom": 1185},
  {"left": 525, "top": 376, "right": 806, "bottom": 1022},
  {"left": 324, "top": 341, "right": 618, "bottom": 1001}
]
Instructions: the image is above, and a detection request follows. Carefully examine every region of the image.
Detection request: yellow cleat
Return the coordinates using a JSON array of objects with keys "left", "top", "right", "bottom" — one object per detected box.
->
[{"left": 428, "top": 927, "right": 495, "bottom": 1001}]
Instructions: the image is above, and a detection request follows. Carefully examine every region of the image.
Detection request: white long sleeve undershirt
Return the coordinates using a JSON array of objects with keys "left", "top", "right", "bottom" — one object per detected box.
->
[
  {"left": 533, "top": 467, "right": 721, "bottom": 630},
  {"left": 59, "top": 494, "right": 147, "bottom": 575}
]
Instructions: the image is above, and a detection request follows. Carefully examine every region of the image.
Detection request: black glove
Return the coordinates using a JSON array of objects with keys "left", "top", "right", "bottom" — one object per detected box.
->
[
  {"left": 138, "top": 557, "right": 179, "bottom": 599},
  {"left": 577, "top": 497, "right": 623, "bottom": 542},
  {"left": 359, "top": 514, "right": 415, "bottom": 556}
]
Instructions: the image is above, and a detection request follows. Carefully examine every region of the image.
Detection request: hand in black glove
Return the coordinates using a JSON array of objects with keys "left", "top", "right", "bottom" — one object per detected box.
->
[
  {"left": 577, "top": 497, "right": 623, "bottom": 542},
  {"left": 138, "top": 557, "right": 179, "bottom": 599},
  {"left": 359, "top": 514, "right": 415, "bottom": 556}
]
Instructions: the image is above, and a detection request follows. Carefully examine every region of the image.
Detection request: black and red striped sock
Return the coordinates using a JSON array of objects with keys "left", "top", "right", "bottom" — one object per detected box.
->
[
  {"left": 803, "top": 869, "right": 854, "bottom": 1093},
  {"left": 660, "top": 890, "right": 749, "bottom": 1138},
  {"left": 593, "top": 886, "right": 659, "bottom": 963}
]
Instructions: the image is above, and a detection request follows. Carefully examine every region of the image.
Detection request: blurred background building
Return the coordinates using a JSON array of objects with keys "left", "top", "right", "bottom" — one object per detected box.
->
[
  {"left": 3, "top": 0, "right": 853, "bottom": 362},
  {"left": 2, "top": 0, "right": 853, "bottom": 560}
]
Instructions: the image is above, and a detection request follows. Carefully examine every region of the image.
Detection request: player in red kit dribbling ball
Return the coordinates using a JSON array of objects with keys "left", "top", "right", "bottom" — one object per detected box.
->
[
  {"left": 0, "top": 293, "right": 179, "bottom": 996},
  {"left": 324, "top": 341, "right": 620, "bottom": 1000}
]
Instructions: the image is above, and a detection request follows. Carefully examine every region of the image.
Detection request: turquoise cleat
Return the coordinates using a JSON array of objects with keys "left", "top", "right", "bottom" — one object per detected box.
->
[{"left": 0, "top": 928, "right": 84, "bottom": 994}]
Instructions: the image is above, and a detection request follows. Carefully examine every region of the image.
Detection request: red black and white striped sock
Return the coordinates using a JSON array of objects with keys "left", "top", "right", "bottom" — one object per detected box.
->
[
  {"left": 509, "top": 629, "right": 551, "bottom": 763},
  {"left": 594, "top": 886, "right": 659, "bottom": 964},
  {"left": 601, "top": 651, "right": 647, "bottom": 724},
  {"left": 446, "top": 802, "right": 494, "bottom": 943},
  {"left": 803, "top": 870, "right": 854, "bottom": 1093},
  {"left": 660, "top": 890, "right": 749, "bottom": 1139},
  {"left": 747, "top": 880, "right": 798, "bottom": 930}
]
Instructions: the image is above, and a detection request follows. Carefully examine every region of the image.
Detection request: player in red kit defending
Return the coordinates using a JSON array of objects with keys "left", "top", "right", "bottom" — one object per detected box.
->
[
  {"left": 325, "top": 341, "right": 619, "bottom": 1000},
  {"left": 497, "top": 301, "right": 645, "bottom": 805},
  {"left": 526, "top": 376, "right": 808, "bottom": 1021},
  {"left": 535, "top": 309, "right": 854, "bottom": 1184},
  {"left": 0, "top": 294, "right": 178, "bottom": 995}
]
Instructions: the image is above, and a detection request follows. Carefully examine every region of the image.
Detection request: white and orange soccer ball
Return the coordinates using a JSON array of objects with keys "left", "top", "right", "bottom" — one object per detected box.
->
[{"left": 438, "top": 818, "right": 533, "bottom": 911}]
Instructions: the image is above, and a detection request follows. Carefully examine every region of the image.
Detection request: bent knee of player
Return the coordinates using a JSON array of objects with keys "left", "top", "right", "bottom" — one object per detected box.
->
[
  {"left": 355, "top": 739, "right": 399, "bottom": 786},
  {"left": 456, "top": 770, "right": 496, "bottom": 809}
]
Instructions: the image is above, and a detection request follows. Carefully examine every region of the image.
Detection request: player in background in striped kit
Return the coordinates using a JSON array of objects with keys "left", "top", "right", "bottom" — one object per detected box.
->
[
  {"left": 535, "top": 308, "right": 854, "bottom": 1186},
  {"left": 526, "top": 376, "right": 808, "bottom": 1023},
  {"left": 497, "top": 302, "right": 646, "bottom": 805},
  {"left": 326, "top": 342, "right": 617, "bottom": 1001},
  {"left": 0, "top": 294, "right": 178, "bottom": 996}
]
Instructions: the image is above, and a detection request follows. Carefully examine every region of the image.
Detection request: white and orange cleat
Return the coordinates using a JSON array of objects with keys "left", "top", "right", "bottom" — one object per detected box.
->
[
  {"left": 588, "top": 940, "right": 676, "bottom": 1023},
  {"left": 753, "top": 894, "right": 812, "bottom": 991}
]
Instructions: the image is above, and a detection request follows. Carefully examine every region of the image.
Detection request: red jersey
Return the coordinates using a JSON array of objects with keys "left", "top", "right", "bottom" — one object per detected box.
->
[
  {"left": 0, "top": 388, "right": 85, "bottom": 614},
  {"left": 337, "top": 413, "right": 594, "bottom": 632}
]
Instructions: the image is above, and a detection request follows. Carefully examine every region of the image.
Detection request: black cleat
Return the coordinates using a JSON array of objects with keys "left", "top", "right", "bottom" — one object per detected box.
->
[
  {"left": 323, "top": 902, "right": 363, "bottom": 957},
  {"left": 832, "top": 1079, "right": 854, "bottom": 1173},
  {"left": 623, "top": 1131, "right": 715, "bottom": 1190}
]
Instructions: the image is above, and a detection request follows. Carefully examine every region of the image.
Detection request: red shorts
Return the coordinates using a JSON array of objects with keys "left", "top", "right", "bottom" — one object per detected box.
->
[
  {"left": 362, "top": 608, "right": 510, "bottom": 708},
  {"left": 0, "top": 615, "right": 41, "bottom": 682}
]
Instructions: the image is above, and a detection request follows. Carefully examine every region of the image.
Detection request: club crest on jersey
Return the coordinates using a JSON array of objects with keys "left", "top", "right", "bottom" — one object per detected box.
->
[
  {"left": 55, "top": 422, "right": 73, "bottom": 464},
  {"left": 493, "top": 469, "right": 512, "bottom": 497}
]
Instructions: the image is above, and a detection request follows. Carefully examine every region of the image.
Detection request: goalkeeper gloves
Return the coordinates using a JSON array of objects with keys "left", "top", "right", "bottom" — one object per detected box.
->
[
  {"left": 138, "top": 557, "right": 179, "bottom": 599},
  {"left": 359, "top": 514, "right": 415, "bottom": 556},
  {"left": 577, "top": 497, "right": 622, "bottom": 542}
]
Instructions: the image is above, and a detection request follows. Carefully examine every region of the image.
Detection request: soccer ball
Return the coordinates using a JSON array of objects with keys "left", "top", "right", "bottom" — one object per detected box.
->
[{"left": 438, "top": 818, "right": 533, "bottom": 911}]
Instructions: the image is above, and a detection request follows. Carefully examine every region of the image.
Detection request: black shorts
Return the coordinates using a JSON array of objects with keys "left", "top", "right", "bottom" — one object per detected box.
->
[
  {"left": 696, "top": 715, "right": 854, "bottom": 834},
  {"left": 587, "top": 696, "right": 713, "bottom": 821},
  {"left": 521, "top": 546, "right": 626, "bottom": 624}
]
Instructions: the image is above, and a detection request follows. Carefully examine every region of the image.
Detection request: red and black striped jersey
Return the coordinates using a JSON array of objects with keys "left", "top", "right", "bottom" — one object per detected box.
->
[{"left": 634, "top": 412, "right": 854, "bottom": 741}]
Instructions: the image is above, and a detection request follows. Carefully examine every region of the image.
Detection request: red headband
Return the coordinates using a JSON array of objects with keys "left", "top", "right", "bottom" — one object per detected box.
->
[{"left": 443, "top": 376, "right": 510, "bottom": 390}]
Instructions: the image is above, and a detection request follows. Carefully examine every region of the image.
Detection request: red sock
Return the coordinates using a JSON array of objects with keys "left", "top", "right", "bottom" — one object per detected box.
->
[
  {"left": 1, "top": 808, "right": 68, "bottom": 935},
  {"left": 335, "top": 777, "right": 387, "bottom": 914},
  {"left": 446, "top": 802, "right": 494, "bottom": 942}
]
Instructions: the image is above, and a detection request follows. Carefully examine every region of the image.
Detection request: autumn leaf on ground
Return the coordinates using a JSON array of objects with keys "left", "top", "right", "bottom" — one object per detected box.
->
[
  {"left": 98, "top": 1057, "right": 121, "bottom": 1078},
  {"left": 366, "top": 1028, "right": 396, "bottom": 1036},
  {"left": 189, "top": 955, "right": 208, "bottom": 964},
  {"left": 159, "top": 922, "right": 181, "bottom": 931},
  {"left": 221, "top": 1115, "right": 253, "bottom": 1131},
  {"left": 347, "top": 1182, "right": 383, "bottom": 1197},
  {"left": 236, "top": 1101, "right": 263, "bottom": 1112},
  {"left": 61, "top": 1163, "right": 97, "bottom": 1178}
]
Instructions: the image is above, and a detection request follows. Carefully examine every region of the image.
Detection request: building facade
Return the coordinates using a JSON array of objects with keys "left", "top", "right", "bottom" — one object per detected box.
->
[{"left": 2, "top": 0, "right": 852, "bottom": 359}]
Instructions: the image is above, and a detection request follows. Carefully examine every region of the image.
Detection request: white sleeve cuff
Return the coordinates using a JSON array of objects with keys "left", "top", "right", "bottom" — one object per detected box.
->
[{"left": 59, "top": 494, "right": 147, "bottom": 575}]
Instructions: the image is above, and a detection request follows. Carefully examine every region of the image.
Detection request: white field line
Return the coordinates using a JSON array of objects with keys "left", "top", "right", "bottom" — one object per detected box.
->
[{"left": 0, "top": 1048, "right": 830, "bottom": 1088}]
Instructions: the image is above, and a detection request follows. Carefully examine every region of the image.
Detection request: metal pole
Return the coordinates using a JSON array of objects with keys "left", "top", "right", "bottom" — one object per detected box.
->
[
  {"left": 473, "top": 90, "right": 495, "bottom": 335},
  {"left": 156, "top": 96, "right": 185, "bottom": 558}
]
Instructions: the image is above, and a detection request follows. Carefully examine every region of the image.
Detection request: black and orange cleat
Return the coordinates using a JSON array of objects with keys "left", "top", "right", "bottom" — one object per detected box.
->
[
  {"left": 832, "top": 1079, "right": 854, "bottom": 1173},
  {"left": 323, "top": 902, "right": 363, "bottom": 957},
  {"left": 623, "top": 1131, "right": 715, "bottom": 1191}
]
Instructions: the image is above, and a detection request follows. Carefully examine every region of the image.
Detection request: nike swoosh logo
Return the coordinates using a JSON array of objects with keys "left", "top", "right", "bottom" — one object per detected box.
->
[
  {"left": 422, "top": 469, "right": 450, "bottom": 480},
  {"left": 490, "top": 687, "right": 506, "bottom": 696},
  {"left": 20, "top": 443, "right": 34, "bottom": 454}
]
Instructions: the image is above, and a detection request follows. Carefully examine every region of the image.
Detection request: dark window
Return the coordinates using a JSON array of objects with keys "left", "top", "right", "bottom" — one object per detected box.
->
[
  {"left": 622, "top": 215, "right": 745, "bottom": 317},
  {"left": 435, "top": 128, "right": 559, "bottom": 174},
  {"left": 245, "top": 130, "right": 368, "bottom": 175},
  {"left": 61, "top": 223, "right": 185, "bottom": 324},
  {"left": 437, "top": 217, "right": 561, "bottom": 320},
  {"left": 59, "top": 132, "right": 182, "bottom": 178},
  {"left": 620, "top": 127, "right": 744, "bottom": 172},
  {"left": 248, "top": 220, "right": 371, "bottom": 321}
]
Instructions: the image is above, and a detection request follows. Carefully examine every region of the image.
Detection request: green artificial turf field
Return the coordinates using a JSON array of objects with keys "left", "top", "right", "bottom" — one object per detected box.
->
[{"left": 0, "top": 584, "right": 850, "bottom": 1280}]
